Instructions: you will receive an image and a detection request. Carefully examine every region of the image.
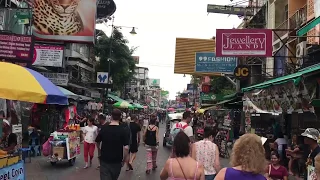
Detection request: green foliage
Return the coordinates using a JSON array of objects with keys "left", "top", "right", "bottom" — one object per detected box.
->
[
  {"left": 95, "top": 28, "right": 136, "bottom": 91},
  {"left": 210, "top": 76, "right": 236, "bottom": 96}
]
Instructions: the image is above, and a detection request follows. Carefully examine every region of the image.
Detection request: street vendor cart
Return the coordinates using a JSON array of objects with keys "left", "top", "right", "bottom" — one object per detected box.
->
[{"left": 49, "top": 130, "right": 80, "bottom": 166}]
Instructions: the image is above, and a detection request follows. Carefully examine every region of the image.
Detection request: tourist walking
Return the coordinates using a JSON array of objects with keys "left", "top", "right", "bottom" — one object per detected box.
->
[
  {"left": 265, "top": 151, "right": 288, "bottom": 180},
  {"left": 82, "top": 118, "right": 98, "bottom": 169},
  {"left": 95, "top": 109, "right": 129, "bottom": 180},
  {"left": 192, "top": 127, "right": 220, "bottom": 180},
  {"left": 215, "top": 133, "right": 267, "bottom": 180},
  {"left": 96, "top": 113, "right": 107, "bottom": 170},
  {"left": 160, "top": 131, "right": 205, "bottom": 180},
  {"left": 143, "top": 115, "right": 159, "bottom": 174},
  {"left": 127, "top": 115, "right": 141, "bottom": 171}
]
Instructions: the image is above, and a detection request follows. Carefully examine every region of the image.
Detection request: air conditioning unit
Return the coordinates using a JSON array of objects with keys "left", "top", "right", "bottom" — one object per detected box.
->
[{"left": 296, "top": 41, "right": 307, "bottom": 58}]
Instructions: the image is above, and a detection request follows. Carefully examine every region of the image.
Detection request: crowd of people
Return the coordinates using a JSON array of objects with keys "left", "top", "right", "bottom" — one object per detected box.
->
[{"left": 75, "top": 109, "right": 320, "bottom": 180}]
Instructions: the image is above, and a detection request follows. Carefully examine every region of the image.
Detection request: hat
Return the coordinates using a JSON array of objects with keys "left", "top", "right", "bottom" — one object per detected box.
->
[
  {"left": 301, "top": 128, "right": 320, "bottom": 141},
  {"left": 2, "top": 119, "right": 10, "bottom": 126}
]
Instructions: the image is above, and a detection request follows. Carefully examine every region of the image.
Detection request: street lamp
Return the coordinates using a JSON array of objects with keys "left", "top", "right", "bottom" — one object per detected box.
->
[{"left": 96, "top": 16, "right": 137, "bottom": 113}]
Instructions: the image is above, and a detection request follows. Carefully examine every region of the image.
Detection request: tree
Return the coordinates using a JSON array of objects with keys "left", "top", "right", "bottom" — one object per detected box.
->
[
  {"left": 95, "top": 28, "right": 136, "bottom": 91},
  {"left": 210, "top": 76, "right": 235, "bottom": 96}
]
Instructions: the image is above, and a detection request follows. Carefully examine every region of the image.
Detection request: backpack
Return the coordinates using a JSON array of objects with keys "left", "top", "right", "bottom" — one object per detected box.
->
[{"left": 170, "top": 123, "right": 189, "bottom": 142}]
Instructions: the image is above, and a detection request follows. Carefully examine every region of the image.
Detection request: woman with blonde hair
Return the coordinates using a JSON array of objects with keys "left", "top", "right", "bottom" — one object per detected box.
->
[
  {"left": 215, "top": 134, "right": 267, "bottom": 180},
  {"left": 315, "top": 154, "right": 320, "bottom": 179}
]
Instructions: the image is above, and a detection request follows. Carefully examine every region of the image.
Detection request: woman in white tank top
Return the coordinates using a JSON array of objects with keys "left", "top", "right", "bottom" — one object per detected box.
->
[{"left": 192, "top": 127, "right": 220, "bottom": 180}]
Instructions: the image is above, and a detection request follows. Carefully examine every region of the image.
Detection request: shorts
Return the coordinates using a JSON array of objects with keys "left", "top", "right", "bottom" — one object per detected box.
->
[
  {"left": 129, "top": 143, "right": 138, "bottom": 153},
  {"left": 205, "top": 174, "right": 216, "bottom": 180},
  {"left": 100, "top": 161, "right": 122, "bottom": 180}
]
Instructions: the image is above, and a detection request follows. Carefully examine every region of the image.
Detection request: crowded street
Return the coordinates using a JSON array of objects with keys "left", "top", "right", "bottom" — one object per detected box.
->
[{"left": 25, "top": 123, "right": 230, "bottom": 180}]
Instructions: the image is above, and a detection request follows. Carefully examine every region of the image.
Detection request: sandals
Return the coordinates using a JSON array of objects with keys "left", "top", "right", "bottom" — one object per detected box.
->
[
  {"left": 146, "top": 170, "right": 151, "bottom": 174},
  {"left": 126, "top": 163, "right": 133, "bottom": 171},
  {"left": 152, "top": 165, "right": 157, "bottom": 170}
]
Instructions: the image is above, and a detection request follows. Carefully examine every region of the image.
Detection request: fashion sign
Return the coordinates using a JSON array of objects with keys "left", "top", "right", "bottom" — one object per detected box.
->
[{"left": 215, "top": 29, "right": 272, "bottom": 57}]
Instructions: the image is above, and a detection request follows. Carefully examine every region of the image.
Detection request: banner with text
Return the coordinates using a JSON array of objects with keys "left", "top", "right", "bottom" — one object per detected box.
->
[
  {"left": 0, "top": 161, "right": 25, "bottom": 180},
  {"left": 32, "top": 45, "right": 64, "bottom": 67},
  {"left": 195, "top": 52, "right": 237, "bottom": 73},
  {"left": 0, "top": 33, "right": 34, "bottom": 62},
  {"left": 40, "top": 72, "right": 69, "bottom": 86},
  {"left": 215, "top": 29, "right": 272, "bottom": 57}
]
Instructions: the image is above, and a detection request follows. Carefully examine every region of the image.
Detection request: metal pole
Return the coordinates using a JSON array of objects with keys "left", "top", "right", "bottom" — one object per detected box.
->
[{"left": 103, "top": 17, "right": 114, "bottom": 114}]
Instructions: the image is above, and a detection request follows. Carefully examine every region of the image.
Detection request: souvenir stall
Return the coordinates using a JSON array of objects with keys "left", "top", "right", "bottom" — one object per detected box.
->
[{"left": 0, "top": 62, "right": 69, "bottom": 178}]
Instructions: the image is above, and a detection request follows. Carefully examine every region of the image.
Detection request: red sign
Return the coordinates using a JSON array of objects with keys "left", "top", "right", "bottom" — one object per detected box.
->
[
  {"left": 0, "top": 33, "right": 34, "bottom": 61},
  {"left": 215, "top": 29, "right": 272, "bottom": 57},
  {"left": 202, "top": 84, "right": 211, "bottom": 93}
]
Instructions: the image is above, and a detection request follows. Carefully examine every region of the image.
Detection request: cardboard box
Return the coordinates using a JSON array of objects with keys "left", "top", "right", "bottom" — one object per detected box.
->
[{"left": 52, "top": 147, "right": 65, "bottom": 159}]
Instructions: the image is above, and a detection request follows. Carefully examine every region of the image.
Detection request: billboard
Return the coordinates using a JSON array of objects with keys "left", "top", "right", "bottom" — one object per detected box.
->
[
  {"left": 97, "top": 0, "right": 116, "bottom": 19},
  {"left": 32, "top": 0, "right": 97, "bottom": 43},
  {"left": 216, "top": 29, "right": 273, "bottom": 57},
  {"left": 174, "top": 38, "right": 218, "bottom": 75},
  {"left": 32, "top": 45, "right": 64, "bottom": 67},
  {"left": 207, "top": 4, "right": 254, "bottom": 16},
  {"left": 195, "top": 52, "right": 237, "bottom": 73},
  {"left": 0, "top": 33, "right": 34, "bottom": 62},
  {"left": 149, "top": 79, "right": 160, "bottom": 87}
]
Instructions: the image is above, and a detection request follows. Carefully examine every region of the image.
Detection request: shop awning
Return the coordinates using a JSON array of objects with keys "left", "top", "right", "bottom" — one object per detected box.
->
[
  {"left": 132, "top": 103, "right": 144, "bottom": 109},
  {"left": 311, "top": 99, "right": 320, "bottom": 107},
  {"left": 107, "top": 94, "right": 125, "bottom": 102},
  {"left": 58, "top": 86, "right": 81, "bottom": 100},
  {"left": 78, "top": 95, "right": 93, "bottom": 101},
  {"left": 242, "top": 64, "right": 320, "bottom": 92}
]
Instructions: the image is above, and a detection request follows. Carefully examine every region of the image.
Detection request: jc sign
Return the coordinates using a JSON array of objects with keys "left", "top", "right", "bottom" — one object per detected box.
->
[{"left": 234, "top": 65, "right": 250, "bottom": 79}]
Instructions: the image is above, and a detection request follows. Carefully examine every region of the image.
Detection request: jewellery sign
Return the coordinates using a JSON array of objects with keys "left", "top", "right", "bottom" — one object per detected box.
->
[{"left": 215, "top": 29, "right": 273, "bottom": 57}]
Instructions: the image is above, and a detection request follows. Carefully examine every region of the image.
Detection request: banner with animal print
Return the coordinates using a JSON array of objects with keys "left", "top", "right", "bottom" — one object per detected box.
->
[{"left": 32, "top": 0, "right": 97, "bottom": 43}]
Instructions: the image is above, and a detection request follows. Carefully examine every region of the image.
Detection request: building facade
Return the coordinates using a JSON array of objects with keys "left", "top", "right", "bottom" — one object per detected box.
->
[{"left": 125, "top": 66, "right": 149, "bottom": 104}]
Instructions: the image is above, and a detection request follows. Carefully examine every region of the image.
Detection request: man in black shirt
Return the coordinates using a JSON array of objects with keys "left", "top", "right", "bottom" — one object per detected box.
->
[
  {"left": 96, "top": 113, "right": 106, "bottom": 170},
  {"left": 96, "top": 109, "right": 129, "bottom": 180},
  {"left": 127, "top": 115, "right": 141, "bottom": 171}
]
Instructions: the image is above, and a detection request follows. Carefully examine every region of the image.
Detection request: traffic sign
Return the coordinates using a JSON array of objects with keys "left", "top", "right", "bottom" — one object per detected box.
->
[{"left": 97, "top": 72, "right": 108, "bottom": 84}]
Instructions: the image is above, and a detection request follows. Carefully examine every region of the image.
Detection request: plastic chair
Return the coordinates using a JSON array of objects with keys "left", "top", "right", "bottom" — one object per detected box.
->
[{"left": 20, "top": 148, "right": 31, "bottom": 163}]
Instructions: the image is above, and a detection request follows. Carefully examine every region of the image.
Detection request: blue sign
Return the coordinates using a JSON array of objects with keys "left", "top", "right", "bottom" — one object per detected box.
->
[
  {"left": 195, "top": 52, "right": 237, "bottom": 73},
  {"left": 0, "top": 161, "right": 25, "bottom": 180}
]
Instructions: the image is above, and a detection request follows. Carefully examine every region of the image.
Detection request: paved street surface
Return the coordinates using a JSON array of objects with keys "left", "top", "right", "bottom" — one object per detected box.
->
[{"left": 25, "top": 123, "right": 230, "bottom": 180}]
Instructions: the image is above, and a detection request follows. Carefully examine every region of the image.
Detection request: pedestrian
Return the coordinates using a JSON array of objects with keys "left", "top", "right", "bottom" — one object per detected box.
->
[
  {"left": 192, "top": 127, "right": 220, "bottom": 180},
  {"left": 265, "top": 151, "right": 288, "bottom": 180},
  {"left": 143, "top": 115, "right": 159, "bottom": 174},
  {"left": 160, "top": 131, "right": 205, "bottom": 180},
  {"left": 172, "top": 111, "right": 194, "bottom": 142},
  {"left": 95, "top": 109, "right": 129, "bottom": 180},
  {"left": 215, "top": 134, "right": 267, "bottom": 180},
  {"left": 301, "top": 128, "right": 320, "bottom": 167},
  {"left": 142, "top": 114, "right": 149, "bottom": 133},
  {"left": 127, "top": 115, "right": 141, "bottom": 171},
  {"left": 82, "top": 118, "right": 98, "bottom": 169},
  {"left": 96, "top": 113, "right": 107, "bottom": 170}
]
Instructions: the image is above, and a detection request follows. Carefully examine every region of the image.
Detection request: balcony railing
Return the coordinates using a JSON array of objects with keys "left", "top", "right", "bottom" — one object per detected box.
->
[
  {"left": 289, "top": 4, "right": 307, "bottom": 30},
  {"left": 274, "top": 19, "right": 288, "bottom": 41}
]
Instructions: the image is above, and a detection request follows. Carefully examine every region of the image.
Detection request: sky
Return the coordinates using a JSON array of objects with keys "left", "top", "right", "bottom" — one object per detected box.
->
[{"left": 96, "top": 0, "right": 244, "bottom": 100}]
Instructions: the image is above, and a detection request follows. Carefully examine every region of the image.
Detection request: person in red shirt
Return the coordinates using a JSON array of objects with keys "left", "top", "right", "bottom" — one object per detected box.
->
[{"left": 265, "top": 151, "right": 288, "bottom": 180}]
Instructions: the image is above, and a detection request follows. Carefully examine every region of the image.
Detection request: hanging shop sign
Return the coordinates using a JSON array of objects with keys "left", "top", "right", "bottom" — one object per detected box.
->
[
  {"left": 32, "top": 45, "right": 64, "bottom": 67},
  {"left": 216, "top": 29, "right": 273, "bottom": 57},
  {"left": 97, "top": 72, "right": 109, "bottom": 84},
  {"left": 0, "top": 33, "right": 34, "bottom": 62},
  {"left": 200, "top": 93, "right": 216, "bottom": 101},
  {"left": 97, "top": 0, "right": 116, "bottom": 19},
  {"left": 207, "top": 4, "right": 254, "bottom": 16},
  {"left": 234, "top": 65, "right": 250, "bottom": 80},
  {"left": 195, "top": 52, "right": 237, "bottom": 73},
  {"left": 149, "top": 79, "right": 160, "bottom": 87},
  {"left": 40, "top": 72, "right": 69, "bottom": 86}
]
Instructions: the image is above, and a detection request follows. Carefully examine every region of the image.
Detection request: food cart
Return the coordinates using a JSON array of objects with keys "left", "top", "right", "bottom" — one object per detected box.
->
[{"left": 49, "top": 130, "right": 80, "bottom": 166}]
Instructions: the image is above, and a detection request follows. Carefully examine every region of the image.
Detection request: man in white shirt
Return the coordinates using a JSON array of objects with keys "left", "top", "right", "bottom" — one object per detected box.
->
[{"left": 175, "top": 111, "right": 194, "bottom": 142}]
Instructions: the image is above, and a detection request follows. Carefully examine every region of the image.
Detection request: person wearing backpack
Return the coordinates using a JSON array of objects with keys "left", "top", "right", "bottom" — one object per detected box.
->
[{"left": 171, "top": 111, "right": 194, "bottom": 143}]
